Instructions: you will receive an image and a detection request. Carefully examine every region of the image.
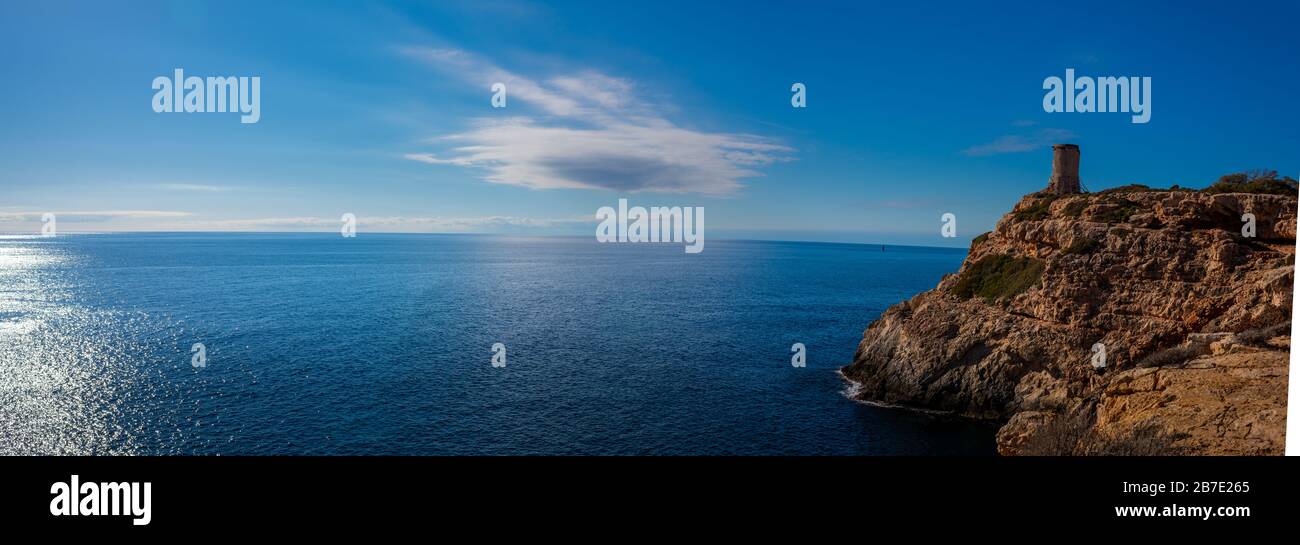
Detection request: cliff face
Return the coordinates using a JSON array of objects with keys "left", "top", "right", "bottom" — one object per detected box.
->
[{"left": 842, "top": 189, "right": 1296, "bottom": 455}]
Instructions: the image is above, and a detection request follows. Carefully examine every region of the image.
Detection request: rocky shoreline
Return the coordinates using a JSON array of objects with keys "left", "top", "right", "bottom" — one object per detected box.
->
[{"left": 842, "top": 176, "right": 1296, "bottom": 455}]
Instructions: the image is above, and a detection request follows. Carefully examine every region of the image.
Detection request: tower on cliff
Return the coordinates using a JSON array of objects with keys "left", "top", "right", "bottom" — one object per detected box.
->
[{"left": 1047, "top": 144, "right": 1082, "bottom": 194}]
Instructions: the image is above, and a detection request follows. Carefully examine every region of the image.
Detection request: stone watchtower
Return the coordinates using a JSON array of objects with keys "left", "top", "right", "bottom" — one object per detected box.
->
[{"left": 1046, "top": 144, "right": 1082, "bottom": 194}]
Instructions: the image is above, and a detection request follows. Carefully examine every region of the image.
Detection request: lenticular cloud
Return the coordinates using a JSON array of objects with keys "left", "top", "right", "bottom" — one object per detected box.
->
[{"left": 401, "top": 47, "right": 792, "bottom": 195}]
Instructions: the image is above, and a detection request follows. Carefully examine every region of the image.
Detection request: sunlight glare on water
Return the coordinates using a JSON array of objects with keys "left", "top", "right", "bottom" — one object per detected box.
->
[{"left": 0, "top": 237, "right": 188, "bottom": 455}]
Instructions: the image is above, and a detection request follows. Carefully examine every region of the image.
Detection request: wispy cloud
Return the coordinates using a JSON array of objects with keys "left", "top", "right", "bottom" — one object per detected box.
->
[
  {"left": 144, "top": 215, "right": 592, "bottom": 233},
  {"left": 962, "top": 128, "right": 1076, "bottom": 157},
  {"left": 0, "top": 210, "right": 193, "bottom": 222},
  {"left": 0, "top": 207, "right": 591, "bottom": 234},
  {"left": 399, "top": 47, "right": 793, "bottom": 195},
  {"left": 154, "top": 183, "right": 234, "bottom": 192}
]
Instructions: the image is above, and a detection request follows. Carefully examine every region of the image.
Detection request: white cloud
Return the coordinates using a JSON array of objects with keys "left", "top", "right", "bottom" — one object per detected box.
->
[
  {"left": 148, "top": 215, "right": 591, "bottom": 233},
  {"left": 403, "top": 153, "right": 471, "bottom": 166},
  {"left": 400, "top": 47, "right": 792, "bottom": 195},
  {"left": 155, "top": 183, "right": 234, "bottom": 192},
  {"left": 963, "top": 128, "right": 1077, "bottom": 157},
  {"left": 0, "top": 210, "right": 193, "bottom": 222},
  {"left": 0, "top": 209, "right": 587, "bottom": 234}
]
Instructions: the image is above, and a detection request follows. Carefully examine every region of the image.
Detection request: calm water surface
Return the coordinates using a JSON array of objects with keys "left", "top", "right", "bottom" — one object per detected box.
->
[{"left": 0, "top": 233, "right": 996, "bottom": 455}]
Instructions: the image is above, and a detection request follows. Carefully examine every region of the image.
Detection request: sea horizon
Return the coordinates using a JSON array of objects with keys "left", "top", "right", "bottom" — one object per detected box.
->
[{"left": 0, "top": 230, "right": 974, "bottom": 251}]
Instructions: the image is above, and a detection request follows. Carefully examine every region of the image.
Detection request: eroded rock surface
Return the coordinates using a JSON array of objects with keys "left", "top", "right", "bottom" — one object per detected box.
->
[{"left": 842, "top": 189, "right": 1295, "bottom": 455}]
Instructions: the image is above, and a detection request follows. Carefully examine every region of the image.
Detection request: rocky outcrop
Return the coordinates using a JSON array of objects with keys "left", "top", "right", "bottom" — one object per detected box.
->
[{"left": 842, "top": 189, "right": 1295, "bottom": 455}]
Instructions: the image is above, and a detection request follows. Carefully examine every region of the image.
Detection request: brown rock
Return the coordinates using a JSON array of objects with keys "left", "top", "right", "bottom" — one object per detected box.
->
[{"left": 842, "top": 188, "right": 1296, "bottom": 455}]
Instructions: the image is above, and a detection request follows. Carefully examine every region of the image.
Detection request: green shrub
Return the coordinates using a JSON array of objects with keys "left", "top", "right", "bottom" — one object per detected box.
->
[
  {"left": 1094, "top": 183, "right": 1193, "bottom": 194},
  {"left": 1093, "top": 198, "right": 1139, "bottom": 223},
  {"left": 1202, "top": 170, "right": 1298, "bottom": 196},
  {"left": 972, "top": 231, "right": 990, "bottom": 247},
  {"left": 951, "top": 254, "right": 1045, "bottom": 303},
  {"left": 1097, "top": 184, "right": 1152, "bottom": 194},
  {"left": 1061, "top": 238, "right": 1100, "bottom": 255},
  {"left": 1061, "top": 199, "right": 1089, "bottom": 218},
  {"left": 1014, "top": 195, "right": 1060, "bottom": 221}
]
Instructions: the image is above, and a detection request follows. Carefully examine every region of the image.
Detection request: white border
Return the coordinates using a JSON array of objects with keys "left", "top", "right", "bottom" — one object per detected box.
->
[{"left": 1289, "top": 178, "right": 1300, "bottom": 455}]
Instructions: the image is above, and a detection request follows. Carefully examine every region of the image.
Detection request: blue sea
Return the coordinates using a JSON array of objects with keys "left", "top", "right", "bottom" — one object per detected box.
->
[{"left": 0, "top": 233, "right": 996, "bottom": 455}]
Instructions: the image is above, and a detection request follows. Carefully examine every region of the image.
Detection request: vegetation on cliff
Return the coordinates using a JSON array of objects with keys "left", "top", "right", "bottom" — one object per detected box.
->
[
  {"left": 1060, "top": 238, "right": 1100, "bottom": 255},
  {"left": 1091, "top": 170, "right": 1297, "bottom": 197},
  {"left": 1202, "top": 170, "right": 1298, "bottom": 196},
  {"left": 1013, "top": 195, "right": 1059, "bottom": 221},
  {"left": 950, "top": 255, "right": 1044, "bottom": 303}
]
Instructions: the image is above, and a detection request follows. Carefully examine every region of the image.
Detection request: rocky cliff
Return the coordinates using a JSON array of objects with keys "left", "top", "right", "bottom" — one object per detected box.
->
[{"left": 842, "top": 185, "right": 1296, "bottom": 455}]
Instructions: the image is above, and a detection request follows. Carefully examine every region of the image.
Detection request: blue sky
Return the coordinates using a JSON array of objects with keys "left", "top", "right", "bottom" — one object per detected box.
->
[{"left": 1, "top": 0, "right": 1296, "bottom": 246}]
